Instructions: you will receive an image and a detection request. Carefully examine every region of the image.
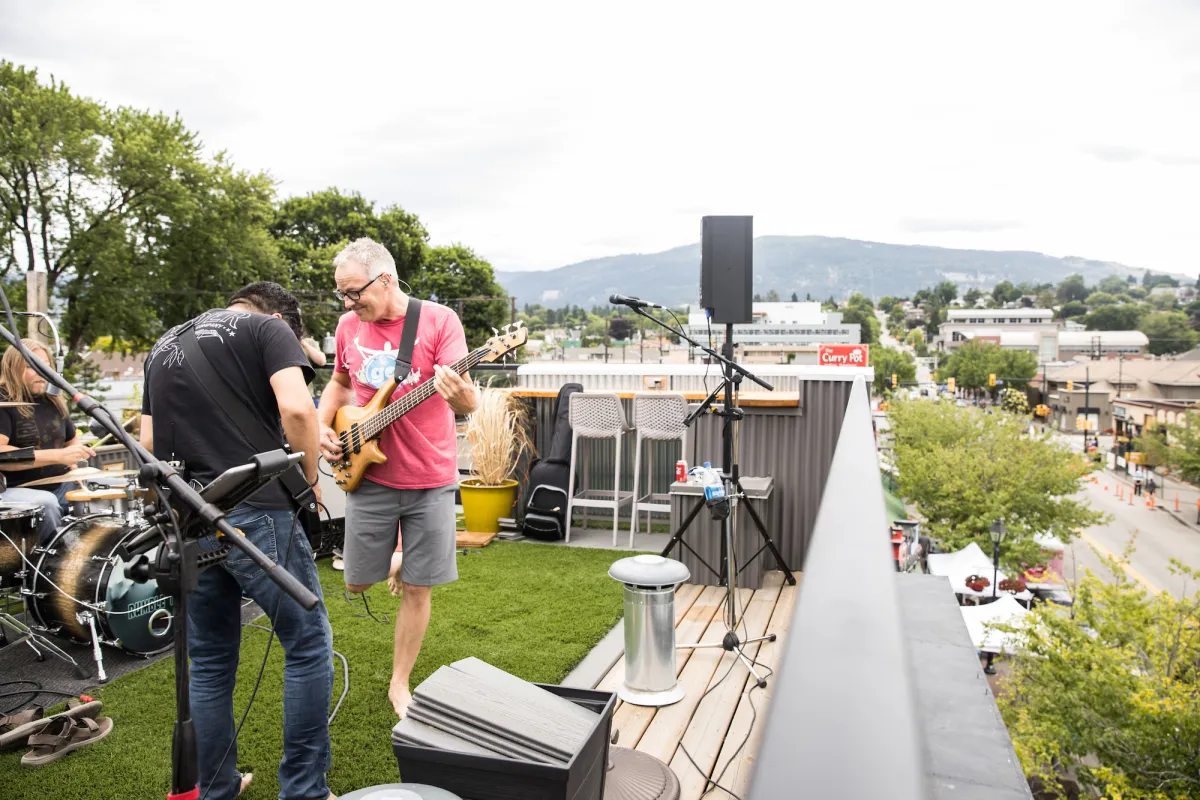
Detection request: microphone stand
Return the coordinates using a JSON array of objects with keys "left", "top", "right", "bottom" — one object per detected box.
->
[
  {"left": 0, "top": 286, "right": 318, "bottom": 800},
  {"left": 616, "top": 301, "right": 796, "bottom": 689}
]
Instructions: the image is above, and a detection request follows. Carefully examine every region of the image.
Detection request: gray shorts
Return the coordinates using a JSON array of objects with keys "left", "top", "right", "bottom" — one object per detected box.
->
[{"left": 343, "top": 480, "right": 458, "bottom": 588}]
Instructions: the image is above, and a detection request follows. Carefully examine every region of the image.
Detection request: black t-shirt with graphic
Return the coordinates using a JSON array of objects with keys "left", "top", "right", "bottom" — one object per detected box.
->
[
  {"left": 142, "top": 309, "right": 314, "bottom": 509},
  {"left": 0, "top": 393, "right": 75, "bottom": 487}
]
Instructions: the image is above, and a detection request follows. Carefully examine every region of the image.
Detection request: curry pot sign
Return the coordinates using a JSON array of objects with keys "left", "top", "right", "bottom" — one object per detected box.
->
[{"left": 818, "top": 344, "right": 870, "bottom": 367}]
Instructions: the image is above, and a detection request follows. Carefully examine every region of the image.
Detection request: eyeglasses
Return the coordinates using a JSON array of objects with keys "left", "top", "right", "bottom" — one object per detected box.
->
[{"left": 333, "top": 274, "right": 384, "bottom": 302}]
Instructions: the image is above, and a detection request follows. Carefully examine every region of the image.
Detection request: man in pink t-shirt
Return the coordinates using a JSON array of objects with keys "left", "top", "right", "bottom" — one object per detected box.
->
[{"left": 317, "top": 237, "right": 478, "bottom": 719}]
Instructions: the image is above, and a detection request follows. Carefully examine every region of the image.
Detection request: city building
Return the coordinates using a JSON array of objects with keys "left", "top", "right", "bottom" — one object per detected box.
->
[
  {"left": 938, "top": 308, "right": 1059, "bottom": 358},
  {"left": 683, "top": 302, "right": 861, "bottom": 363},
  {"left": 1038, "top": 358, "right": 1200, "bottom": 433}
]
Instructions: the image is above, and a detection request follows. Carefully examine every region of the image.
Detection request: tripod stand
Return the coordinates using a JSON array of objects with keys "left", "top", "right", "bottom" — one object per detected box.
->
[{"left": 616, "top": 302, "right": 796, "bottom": 687}]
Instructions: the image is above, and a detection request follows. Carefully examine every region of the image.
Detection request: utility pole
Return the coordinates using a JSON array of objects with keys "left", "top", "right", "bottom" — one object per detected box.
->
[
  {"left": 25, "top": 269, "right": 47, "bottom": 345},
  {"left": 1117, "top": 354, "right": 1123, "bottom": 398},
  {"left": 1084, "top": 365, "right": 1090, "bottom": 453}
]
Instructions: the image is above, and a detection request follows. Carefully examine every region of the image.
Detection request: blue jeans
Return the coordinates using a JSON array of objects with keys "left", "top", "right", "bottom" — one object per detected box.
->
[
  {"left": 189, "top": 505, "right": 333, "bottom": 800},
  {"left": 1, "top": 483, "right": 70, "bottom": 543}
]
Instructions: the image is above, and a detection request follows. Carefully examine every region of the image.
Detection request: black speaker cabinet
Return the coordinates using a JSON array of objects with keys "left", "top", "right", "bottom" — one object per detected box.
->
[{"left": 700, "top": 215, "right": 753, "bottom": 324}]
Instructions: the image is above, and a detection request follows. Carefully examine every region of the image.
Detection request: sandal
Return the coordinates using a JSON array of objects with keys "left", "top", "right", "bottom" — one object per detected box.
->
[
  {"left": 21, "top": 715, "right": 113, "bottom": 767},
  {"left": 0, "top": 698, "right": 103, "bottom": 752}
]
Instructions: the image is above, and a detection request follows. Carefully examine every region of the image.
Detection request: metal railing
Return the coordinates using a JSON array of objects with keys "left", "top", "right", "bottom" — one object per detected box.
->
[{"left": 749, "top": 375, "right": 929, "bottom": 799}]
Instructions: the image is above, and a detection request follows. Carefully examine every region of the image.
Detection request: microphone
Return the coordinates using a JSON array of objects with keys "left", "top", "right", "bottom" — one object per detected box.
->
[{"left": 609, "top": 294, "right": 665, "bottom": 310}]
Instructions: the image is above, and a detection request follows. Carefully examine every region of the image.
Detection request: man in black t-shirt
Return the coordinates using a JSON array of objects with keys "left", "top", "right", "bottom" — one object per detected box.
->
[
  {"left": 141, "top": 282, "right": 334, "bottom": 800},
  {"left": 0, "top": 338, "right": 95, "bottom": 543}
]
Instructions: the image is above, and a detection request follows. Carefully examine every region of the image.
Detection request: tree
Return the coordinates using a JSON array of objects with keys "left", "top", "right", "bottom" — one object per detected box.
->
[
  {"left": 1139, "top": 311, "right": 1198, "bottom": 356},
  {"left": 992, "top": 280, "right": 1020, "bottom": 305},
  {"left": 412, "top": 244, "right": 510, "bottom": 349},
  {"left": 934, "top": 280, "right": 957, "bottom": 305},
  {"left": 1085, "top": 304, "right": 1144, "bottom": 331},
  {"left": 840, "top": 306, "right": 880, "bottom": 346},
  {"left": 1097, "top": 275, "right": 1130, "bottom": 294},
  {"left": 888, "top": 398, "right": 1104, "bottom": 568},
  {"left": 936, "top": 340, "right": 1036, "bottom": 390},
  {"left": 0, "top": 62, "right": 273, "bottom": 350},
  {"left": 270, "top": 188, "right": 428, "bottom": 336},
  {"left": 1142, "top": 271, "right": 1179, "bottom": 289},
  {"left": 999, "top": 387, "right": 1029, "bottom": 415},
  {"left": 962, "top": 288, "right": 982, "bottom": 306},
  {"left": 1056, "top": 274, "right": 1089, "bottom": 304},
  {"left": 904, "top": 328, "right": 925, "bottom": 349},
  {"left": 1034, "top": 289, "right": 1057, "bottom": 309},
  {"left": 877, "top": 296, "right": 898, "bottom": 313},
  {"left": 764, "top": 289, "right": 780, "bottom": 302},
  {"left": 790, "top": 291, "right": 799, "bottom": 302},
  {"left": 1135, "top": 410, "right": 1200, "bottom": 482},
  {"left": 999, "top": 556, "right": 1200, "bottom": 800},
  {"left": 1056, "top": 300, "right": 1088, "bottom": 320},
  {"left": 1145, "top": 291, "right": 1178, "bottom": 311},
  {"left": 871, "top": 346, "right": 915, "bottom": 396},
  {"left": 1084, "top": 291, "right": 1118, "bottom": 307}
]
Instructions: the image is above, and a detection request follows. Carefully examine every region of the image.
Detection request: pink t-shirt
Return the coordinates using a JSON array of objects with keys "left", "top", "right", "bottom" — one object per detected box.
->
[{"left": 334, "top": 302, "right": 469, "bottom": 489}]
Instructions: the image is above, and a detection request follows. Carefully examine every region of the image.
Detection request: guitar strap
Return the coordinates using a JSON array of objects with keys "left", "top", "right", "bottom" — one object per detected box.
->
[
  {"left": 392, "top": 298, "right": 423, "bottom": 383},
  {"left": 175, "top": 320, "right": 323, "bottom": 546}
]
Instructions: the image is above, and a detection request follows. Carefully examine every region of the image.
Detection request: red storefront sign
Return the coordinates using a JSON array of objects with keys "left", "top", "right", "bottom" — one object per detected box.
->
[{"left": 818, "top": 344, "right": 870, "bottom": 367}]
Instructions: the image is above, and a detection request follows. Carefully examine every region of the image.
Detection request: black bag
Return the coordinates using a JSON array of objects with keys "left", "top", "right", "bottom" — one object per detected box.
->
[
  {"left": 522, "top": 383, "right": 583, "bottom": 541},
  {"left": 177, "top": 324, "right": 323, "bottom": 549}
]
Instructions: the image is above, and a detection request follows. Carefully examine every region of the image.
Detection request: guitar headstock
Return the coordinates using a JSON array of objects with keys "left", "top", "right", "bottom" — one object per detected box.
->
[{"left": 479, "top": 322, "right": 528, "bottom": 363}]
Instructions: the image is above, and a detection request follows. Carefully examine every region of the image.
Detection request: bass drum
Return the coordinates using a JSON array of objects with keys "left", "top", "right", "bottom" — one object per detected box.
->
[{"left": 26, "top": 514, "right": 175, "bottom": 655}]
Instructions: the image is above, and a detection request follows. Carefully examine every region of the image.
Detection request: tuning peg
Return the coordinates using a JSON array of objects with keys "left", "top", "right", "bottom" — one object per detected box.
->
[{"left": 492, "top": 327, "right": 499, "bottom": 336}]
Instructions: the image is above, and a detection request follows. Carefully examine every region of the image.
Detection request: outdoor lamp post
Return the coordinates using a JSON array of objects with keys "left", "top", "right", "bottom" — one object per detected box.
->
[{"left": 988, "top": 519, "right": 1007, "bottom": 601}]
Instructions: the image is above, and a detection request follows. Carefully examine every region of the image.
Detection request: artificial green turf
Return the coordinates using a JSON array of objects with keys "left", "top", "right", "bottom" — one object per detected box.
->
[{"left": 0, "top": 541, "right": 630, "bottom": 799}]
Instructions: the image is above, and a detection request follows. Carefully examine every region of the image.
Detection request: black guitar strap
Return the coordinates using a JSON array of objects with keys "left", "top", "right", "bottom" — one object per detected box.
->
[
  {"left": 393, "top": 298, "right": 423, "bottom": 383},
  {"left": 176, "top": 321, "right": 322, "bottom": 545}
]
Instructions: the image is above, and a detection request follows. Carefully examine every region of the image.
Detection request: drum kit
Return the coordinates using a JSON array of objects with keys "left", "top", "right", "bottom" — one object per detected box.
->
[{"left": 0, "top": 461, "right": 176, "bottom": 682}]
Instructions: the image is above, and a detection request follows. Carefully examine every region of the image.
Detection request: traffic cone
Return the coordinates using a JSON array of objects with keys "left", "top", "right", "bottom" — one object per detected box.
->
[
  {"left": 1176, "top": 494, "right": 1181, "bottom": 512},
  {"left": 1129, "top": 493, "right": 1134, "bottom": 505}
]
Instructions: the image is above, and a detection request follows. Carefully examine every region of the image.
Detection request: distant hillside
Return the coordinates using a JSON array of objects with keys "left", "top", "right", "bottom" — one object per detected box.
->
[{"left": 495, "top": 236, "right": 1173, "bottom": 309}]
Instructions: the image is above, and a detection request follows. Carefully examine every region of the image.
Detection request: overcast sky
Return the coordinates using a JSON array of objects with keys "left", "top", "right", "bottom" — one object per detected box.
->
[{"left": 3, "top": 1, "right": 1198, "bottom": 275}]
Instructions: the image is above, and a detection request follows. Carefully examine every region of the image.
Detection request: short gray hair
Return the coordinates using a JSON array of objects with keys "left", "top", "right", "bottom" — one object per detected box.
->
[{"left": 333, "top": 237, "right": 398, "bottom": 280}]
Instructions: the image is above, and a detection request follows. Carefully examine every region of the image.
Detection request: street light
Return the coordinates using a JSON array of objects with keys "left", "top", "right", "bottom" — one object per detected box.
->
[{"left": 988, "top": 519, "right": 1007, "bottom": 601}]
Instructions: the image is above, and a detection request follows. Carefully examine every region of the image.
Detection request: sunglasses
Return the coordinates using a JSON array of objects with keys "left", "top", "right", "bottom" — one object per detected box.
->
[{"left": 333, "top": 274, "right": 385, "bottom": 302}]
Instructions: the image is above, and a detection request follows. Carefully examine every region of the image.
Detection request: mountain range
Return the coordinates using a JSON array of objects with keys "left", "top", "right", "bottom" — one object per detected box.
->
[{"left": 495, "top": 236, "right": 1177, "bottom": 310}]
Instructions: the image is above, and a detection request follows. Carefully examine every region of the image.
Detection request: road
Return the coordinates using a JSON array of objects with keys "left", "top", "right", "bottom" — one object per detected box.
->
[
  {"left": 876, "top": 310, "right": 933, "bottom": 384},
  {"left": 1065, "top": 477, "right": 1200, "bottom": 597}
]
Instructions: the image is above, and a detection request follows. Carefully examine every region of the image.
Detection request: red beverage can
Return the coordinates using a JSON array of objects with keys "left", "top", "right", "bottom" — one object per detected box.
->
[{"left": 676, "top": 460, "right": 688, "bottom": 482}]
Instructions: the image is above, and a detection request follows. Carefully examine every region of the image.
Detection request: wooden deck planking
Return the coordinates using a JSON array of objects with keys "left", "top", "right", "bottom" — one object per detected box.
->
[
  {"left": 706, "top": 574, "right": 801, "bottom": 798},
  {"left": 666, "top": 573, "right": 785, "bottom": 799}
]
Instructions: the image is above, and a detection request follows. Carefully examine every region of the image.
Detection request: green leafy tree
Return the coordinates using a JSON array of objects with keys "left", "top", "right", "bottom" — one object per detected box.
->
[
  {"left": 877, "top": 296, "right": 898, "bottom": 313},
  {"left": 1056, "top": 274, "right": 1089, "bottom": 304},
  {"left": 1145, "top": 291, "right": 1178, "bottom": 311},
  {"left": 1134, "top": 411, "right": 1200, "bottom": 481},
  {"left": 1085, "top": 304, "right": 1144, "bottom": 331},
  {"left": 888, "top": 398, "right": 1104, "bottom": 568},
  {"left": 1097, "top": 275, "right": 1130, "bottom": 294},
  {"left": 1034, "top": 289, "right": 1057, "bottom": 309},
  {"left": 936, "top": 340, "right": 1036, "bottom": 390},
  {"left": 999, "top": 556, "right": 1200, "bottom": 800},
  {"left": 1142, "top": 271, "right": 1179, "bottom": 289},
  {"left": 962, "top": 288, "right": 982, "bottom": 306},
  {"left": 1139, "top": 311, "right": 1198, "bottom": 356},
  {"left": 412, "top": 244, "right": 510, "bottom": 349},
  {"left": 789, "top": 291, "right": 799, "bottom": 302},
  {"left": 992, "top": 280, "right": 1020, "bottom": 305},
  {"left": 1084, "top": 291, "right": 1118, "bottom": 307},
  {"left": 871, "top": 346, "right": 915, "bottom": 395},
  {"left": 1000, "top": 387, "right": 1029, "bottom": 415},
  {"left": 840, "top": 306, "right": 880, "bottom": 345},
  {"left": 934, "top": 280, "right": 957, "bottom": 305},
  {"left": 1056, "top": 300, "right": 1088, "bottom": 320}
]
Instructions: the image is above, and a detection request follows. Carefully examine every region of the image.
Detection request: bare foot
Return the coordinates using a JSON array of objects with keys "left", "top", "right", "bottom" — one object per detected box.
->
[
  {"left": 387, "top": 551, "right": 404, "bottom": 597},
  {"left": 389, "top": 680, "right": 413, "bottom": 719},
  {"left": 239, "top": 773, "right": 253, "bottom": 796}
]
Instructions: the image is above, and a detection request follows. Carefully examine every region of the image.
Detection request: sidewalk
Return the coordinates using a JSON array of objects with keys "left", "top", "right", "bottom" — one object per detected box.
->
[{"left": 1100, "top": 464, "right": 1200, "bottom": 531}]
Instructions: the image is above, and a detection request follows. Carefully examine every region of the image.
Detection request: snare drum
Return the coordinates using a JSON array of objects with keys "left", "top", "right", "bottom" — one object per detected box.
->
[
  {"left": 26, "top": 514, "right": 175, "bottom": 654},
  {"left": 0, "top": 503, "right": 42, "bottom": 590}
]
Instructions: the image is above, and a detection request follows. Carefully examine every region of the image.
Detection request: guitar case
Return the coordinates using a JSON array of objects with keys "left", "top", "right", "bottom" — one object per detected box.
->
[{"left": 522, "top": 382, "right": 583, "bottom": 541}]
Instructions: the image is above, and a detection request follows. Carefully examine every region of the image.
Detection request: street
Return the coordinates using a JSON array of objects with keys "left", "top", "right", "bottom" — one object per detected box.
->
[{"left": 1066, "top": 476, "right": 1200, "bottom": 598}]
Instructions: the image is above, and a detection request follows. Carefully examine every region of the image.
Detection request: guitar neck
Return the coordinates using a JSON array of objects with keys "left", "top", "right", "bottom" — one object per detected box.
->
[{"left": 360, "top": 348, "right": 488, "bottom": 440}]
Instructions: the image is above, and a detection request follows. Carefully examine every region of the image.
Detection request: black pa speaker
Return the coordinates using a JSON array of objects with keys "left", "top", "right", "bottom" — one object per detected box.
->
[{"left": 700, "top": 216, "right": 753, "bottom": 324}]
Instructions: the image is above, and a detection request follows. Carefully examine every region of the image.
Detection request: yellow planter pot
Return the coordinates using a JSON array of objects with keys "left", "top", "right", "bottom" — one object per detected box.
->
[{"left": 459, "top": 478, "right": 519, "bottom": 534}]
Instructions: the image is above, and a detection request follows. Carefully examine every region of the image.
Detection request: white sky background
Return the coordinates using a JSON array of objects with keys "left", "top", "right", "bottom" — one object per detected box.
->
[{"left": 3, "top": 0, "right": 1199, "bottom": 275}]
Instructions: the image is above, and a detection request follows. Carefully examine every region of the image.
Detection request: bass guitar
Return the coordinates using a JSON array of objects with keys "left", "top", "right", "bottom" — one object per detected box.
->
[{"left": 331, "top": 323, "right": 527, "bottom": 492}]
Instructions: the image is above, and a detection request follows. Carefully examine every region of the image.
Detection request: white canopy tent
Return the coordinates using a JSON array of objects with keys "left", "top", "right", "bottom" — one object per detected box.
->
[
  {"left": 927, "top": 542, "right": 1033, "bottom": 601},
  {"left": 960, "top": 595, "right": 1031, "bottom": 654}
]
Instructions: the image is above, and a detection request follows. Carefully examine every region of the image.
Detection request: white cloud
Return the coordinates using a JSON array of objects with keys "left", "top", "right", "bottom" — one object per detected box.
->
[{"left": 4, "top": 0, "right": 1199, "bottom": 275}]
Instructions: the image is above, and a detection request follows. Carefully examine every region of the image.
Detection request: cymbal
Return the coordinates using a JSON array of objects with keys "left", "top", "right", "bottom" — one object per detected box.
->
[
  {"left": 0, "top": 401, "right": 35, "bottom": 408},
  {"left": 21, "top": 467, "right": 137, "bottom": 487}
]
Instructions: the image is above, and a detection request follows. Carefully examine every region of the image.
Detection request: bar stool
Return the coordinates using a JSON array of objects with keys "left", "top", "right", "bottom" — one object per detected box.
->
[
  {"left": 629, "top": 393, "right": 688, "bottom": 547},
  {"left": 565, "top": 392, "right": 633, "bottom": 544}
]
